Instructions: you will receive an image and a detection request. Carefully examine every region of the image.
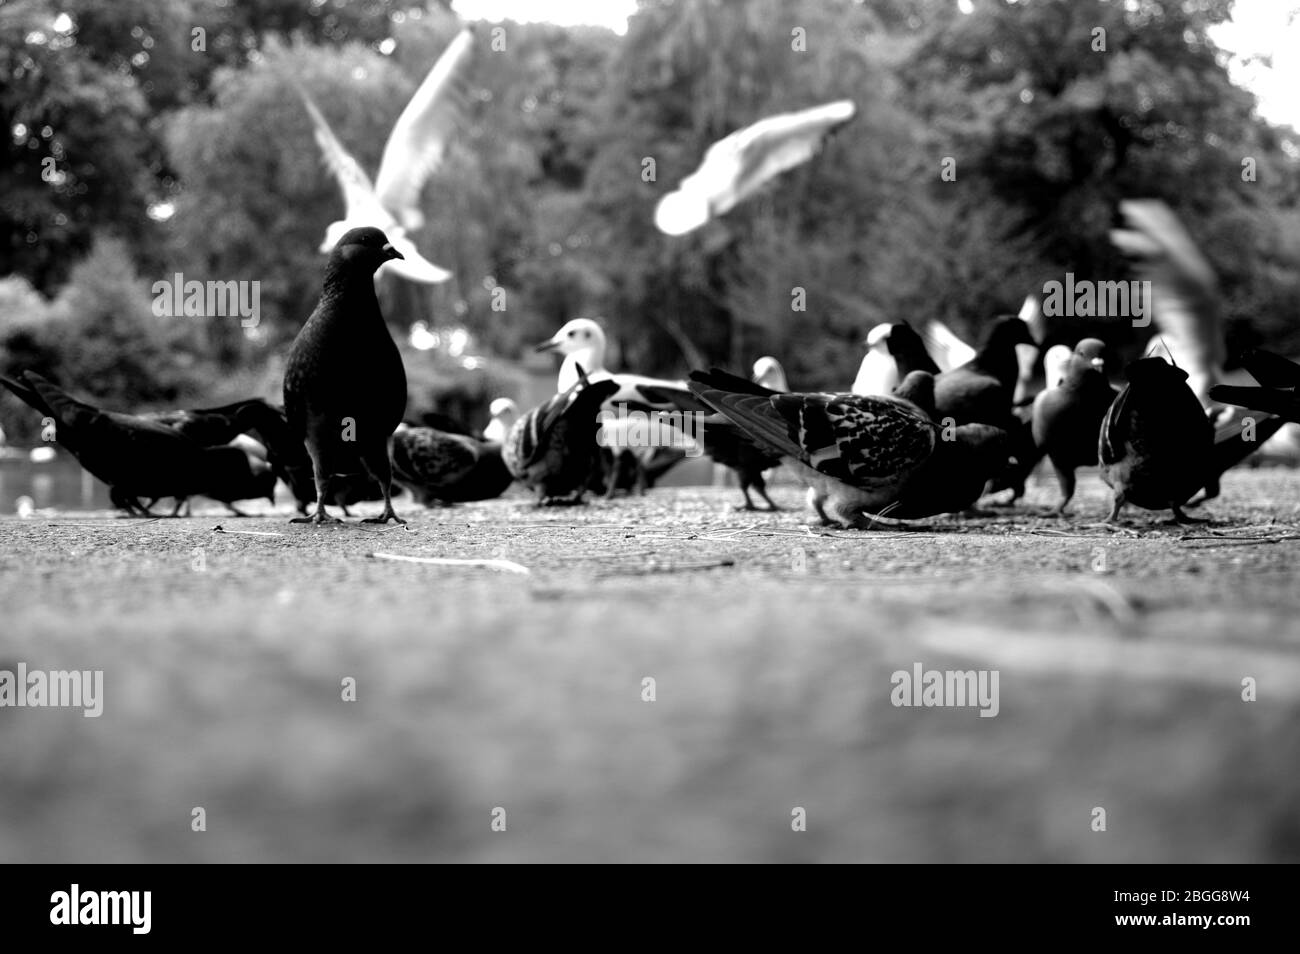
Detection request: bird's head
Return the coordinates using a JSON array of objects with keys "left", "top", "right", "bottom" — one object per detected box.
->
[
  {"left": 1125, "top": 356, "right": 1188, "bottom": 385},
  {"left": 535, "top": 318, "right": 606, "bottom": 357},
  {"left": 1073, "top": 337, "right": 1107, "bottom": 372},
  {"left": 330, "top": 227, "right": 405, "bottom": 274},
  {"left": 864, "top": 324, "right": 893, "bottom": 352},
  {"left": 986, "top": 315, "right": 1038, "bottom": 349},
  {"left": 751, "top": 356, "right": 788, "bottom": 392},
  {"left": 489, "top": 397, "right": 519, "bottom": 420}
]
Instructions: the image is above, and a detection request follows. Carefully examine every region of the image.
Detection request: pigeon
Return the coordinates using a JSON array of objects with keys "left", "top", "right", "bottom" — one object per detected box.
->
[
  {"left": 534, "top": 318, "right": 686, "bottom": 408},
  {"left": 1031, "top": 339, "right": 1119, "bottom": 514},
  {"left": 654, "top": 100, "right": 856, "bottom": 236},
  {"left": 853, "top": 320, "right": 971, "bottom": 397},
  {"left": 930, "top": 316, "right": 1039, "bottom": 500},
  {"left": 0, "top": 372, "right": 272, "bottom": 514},
  {"left": 885, "top": 370, "right": 1010, "bottom": 518},
  {"left": 885, "top": 322, "right": 942, "bottom": 378},
  {"left": 283, "top": 226, "right": 409, "bottom": 524},
  {"left": 482, "top": 398, "right": 519, "bottom": 444},
  {"left": 1099, "top": 357, "right": 1213, "bottom": 522},
  {"left": 687, "top": 368, "right": 936, "bottom": 529},
  {"left": 638, "top": 365, "right": 785, "bottom": 512},
  {"left": 502, "top": 365, "right": 621, "bottom": 506},
  {"left": 298, "top": 26, "right": 476, "bottom": 284},
  {"left": 389, "top": 424, "right": 513, "bottom": 506},
  {"left": 933, "top": 316, "right": 1037, "bottom": 424}
]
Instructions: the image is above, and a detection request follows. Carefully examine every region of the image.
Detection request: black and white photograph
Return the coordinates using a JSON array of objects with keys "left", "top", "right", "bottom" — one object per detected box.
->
[{"left": 1, "top": 0, "right": 1297, "bottom": 894}]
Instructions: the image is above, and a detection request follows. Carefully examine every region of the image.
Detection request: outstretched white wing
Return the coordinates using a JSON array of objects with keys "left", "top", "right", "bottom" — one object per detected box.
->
[
  {"left": 655, "top": 100, "right": 856, "bottom": 236},
  {"left": 374, "top": 27, "right": 477, "bottom": 233}
]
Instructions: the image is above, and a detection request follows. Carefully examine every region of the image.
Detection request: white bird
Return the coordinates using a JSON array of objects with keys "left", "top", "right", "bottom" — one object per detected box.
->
[
  {"left": 298, "top": 27, "right": 476, "bottom": 284},
  {"left": 482, "top": 397, "right": 518, "bottom": 444},
  {"left": 751, "top": 356, "right": 789, "bottom": 392},
  {"left": 655, "top": 100, "right": 857, "bottom": 236},
  {"left": 534, "top": 318, "right": 687, "bottom": 408}
]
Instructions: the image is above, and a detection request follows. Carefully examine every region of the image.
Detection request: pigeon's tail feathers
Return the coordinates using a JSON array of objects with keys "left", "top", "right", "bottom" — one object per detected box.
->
[
  {"left": 1240, "top": 349, "right": 1300, "bottom": 390},
  {"left": 1209, "top": 414, "right": 1286, "bottom": 478},
  {"left": 1, "top": 373, "right": 52, "bottom": 417},
  {"left": 22, "top": 372, "right": 98, "bottom": 431},
  {"left": 1208, "top": 385, "right": 1299, "bottom": 422},
  {"left": 689, "top": 367, "right": 781, "bottom": 398},
  {"left": 687, "top": 383, "right": 799, "bottom": 461}
]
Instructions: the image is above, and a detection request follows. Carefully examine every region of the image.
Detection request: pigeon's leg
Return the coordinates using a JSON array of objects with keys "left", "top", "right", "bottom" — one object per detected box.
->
[
  {"left": 142, "top": 497, "right": 160, "bottom": 514},
  {"left": 1050, "top": 460, "right": 1076, "bottom": 516},
  {"left": 734, "top": 482, "right": 759, "bottom": 511},
  {"left": 169, "top": 497, "right": 187, "bottom": 518},
  {"left": 807, "top": 488, "right": 834, "bottom": 526},
  {"left": 225, "top": 503, "right": 248, "bottom": 517},
  {"left": 1171, "top": 504, "right": 1209, "bottom": 525},
  {"left": 291, "top": 472, "right": 343, "bottom": 524},
  {"left": 752, "top": 473, "right": 781, "bottom": 512},
  {"left": 359, "top": 447, "right": 406, "bottom": 525},
  {"left": 1106, "top": 492, "right": 1126, "bottom": 524},
  {"left": 1186, "top": 478, "right": 1220, "bottom": 508}
]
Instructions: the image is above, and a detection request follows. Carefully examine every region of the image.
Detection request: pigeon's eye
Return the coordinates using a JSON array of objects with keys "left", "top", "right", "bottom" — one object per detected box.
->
[{"left": 567, "top": 330, "right": 576, "bottom": 337}]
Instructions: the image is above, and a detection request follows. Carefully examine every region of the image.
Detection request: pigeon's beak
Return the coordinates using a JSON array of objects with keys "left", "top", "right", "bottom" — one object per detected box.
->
[
  {"left": 534, "top": 336, "right": 563, "bottom": 354},
  {"left": 1090, "top": 357, "right": 1105, "bottom": 371},
  {"left": 382, "top": 243, "right": 404, "bottom": 261}
]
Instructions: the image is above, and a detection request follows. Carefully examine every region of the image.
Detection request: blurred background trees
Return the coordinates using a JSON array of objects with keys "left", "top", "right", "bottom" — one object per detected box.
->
[{"left": 2, "top": 0, "right": 1298, "bottom": 439}]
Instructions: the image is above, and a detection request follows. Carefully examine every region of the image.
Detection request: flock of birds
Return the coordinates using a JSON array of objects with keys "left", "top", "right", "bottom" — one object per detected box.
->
[{"left": 3, "top": 24, "right": 1298, "bottom": 529}]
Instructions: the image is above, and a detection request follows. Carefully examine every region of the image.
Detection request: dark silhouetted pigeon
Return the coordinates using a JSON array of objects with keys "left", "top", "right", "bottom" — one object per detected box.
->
[{"left": 283, "top": 226, "right": 408, "bottom": 524}]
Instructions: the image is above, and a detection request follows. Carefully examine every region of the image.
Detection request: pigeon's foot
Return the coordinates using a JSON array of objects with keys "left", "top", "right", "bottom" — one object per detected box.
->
[
  {"left": 733, "top": 502, "right": 759, "bottom": 512},
  {"left": 1170, "top": 505, "right": 1208, "bottom": 525},
  {"left": 290, "top": 510, "right": 342, "bottom": 525},
  {"left": 537, "top": 494, "right": 586, "bottom": 507},
  {"left": 362, "top": 507, "right": 407, "bottom": 525}
]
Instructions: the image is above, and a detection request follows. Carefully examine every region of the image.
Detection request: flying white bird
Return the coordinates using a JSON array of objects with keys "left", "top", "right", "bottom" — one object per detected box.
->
[
  {"left": 534, "top": 318, "right": 687, "bottom": 408},
  {"left": 298, "top": 27, "right": 476, "bottom": 284},
  {"left": 654, "top": 100, "right": 857, "bottom": 236}
]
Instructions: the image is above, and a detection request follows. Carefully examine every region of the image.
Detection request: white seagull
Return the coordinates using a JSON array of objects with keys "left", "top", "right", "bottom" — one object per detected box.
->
[
  {"left": 534, "top": 318, "right": 687, "bottom": 408},
  {"left": 655, "top": 100, "right": 857, "bottom": 236},
  {"left": 298, "top": 27, "right": 477, "bottom": 283}
]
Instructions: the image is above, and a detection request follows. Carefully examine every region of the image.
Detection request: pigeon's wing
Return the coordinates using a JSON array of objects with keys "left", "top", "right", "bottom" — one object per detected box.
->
[
  {"left": 1098, "top": 383, "right": 1132, "bottom": 466},
  {"left": 1239, "top": 349, "right": 1300, "bottom": 390},
  {"left": 655, "top": 100, "right": 856, "bottom": 235},
  {"left": 374, "top": 27, "right": 476, "bottom": 232},
  {"left": 297, "top": 86, "right": 388, "bottom": 224},
  {"left": 391, "top": 428, "right": 479, "bottom": 487}
]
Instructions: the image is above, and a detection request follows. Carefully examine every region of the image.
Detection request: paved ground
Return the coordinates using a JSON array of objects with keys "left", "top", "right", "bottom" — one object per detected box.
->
[{"left": 1, "top": 468, "right": 1298, "bottom": 862}]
